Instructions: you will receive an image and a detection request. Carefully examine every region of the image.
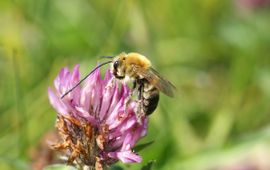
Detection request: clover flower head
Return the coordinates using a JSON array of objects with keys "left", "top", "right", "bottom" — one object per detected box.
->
[{"left": 48, "top": 65, "right": 148, "bottom": 169}]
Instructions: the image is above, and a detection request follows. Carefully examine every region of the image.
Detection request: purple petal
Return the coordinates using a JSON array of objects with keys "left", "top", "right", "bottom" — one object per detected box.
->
[
  {"left": 129, "top": 118, "right": 148, "bottom": 147},
  {"left": 117, "top": 117, "right": 148, "bottom": 150},
  {"left": 106, "top": 98, "right": 126, "bottom": 129},
  {"left": 106, "top": 83, "right": 121, "bottom": 114},
  {"left": 121, "top": 133, "right": 133, "bottom": 150},
  {"left": 75, "top": 106, "right": 97, "bottom": 124},
  {"left": 80, "top": 68, "right": 101, "bottom": 112},
  {"left": 48, "top": 88, "right": 68, "bottom": 115},
  {"left": 80, "top": 83, "right": 92, "bottom": 112},
  {"left": 92, "top": 69, "right": 103, "bottom": 114},
  {"left": 81, "top": 67, "right": 103, "bottom": 114},
  {"left": 59, "top": 67, "right": 70, "bottom": 93},
  {"left": 99, "top": 82, "right": 116, "bottom": 121},
  {"left": 70, "top": 65, "right": 81, "bottom": 104},
  {"left": 108, "top": 137, "right": 125, "bottom": 150},
  {"left": 104, "top": 69, "right": 113, "bottom": 82},
  {"left": 71, "top": 64, "right": 80, "bottom": 83},
  {"left": 108, "top": 151, "right": 142, "bottom": 163},
  {"left": 117, "top": 114, "right": 137, "bottom": 133}
]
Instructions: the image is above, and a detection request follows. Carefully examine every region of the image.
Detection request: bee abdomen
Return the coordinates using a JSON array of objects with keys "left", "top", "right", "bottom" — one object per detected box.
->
[{"left": 142, "top": 85, "right": 159, "bottom": 115}]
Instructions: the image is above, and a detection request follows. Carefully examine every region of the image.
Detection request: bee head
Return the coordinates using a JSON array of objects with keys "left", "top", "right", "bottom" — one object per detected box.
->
[{"left": 112, "top": 53, "right": 127, "bottom": 79}]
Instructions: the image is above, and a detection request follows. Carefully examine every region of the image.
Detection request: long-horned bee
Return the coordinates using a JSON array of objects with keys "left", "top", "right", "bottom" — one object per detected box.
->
[
  {"left": 111, "top": 52, "right": 175, "bottom": 115},
  {"left": 61, "top": 52, "right": 175, "bottom": 116}
]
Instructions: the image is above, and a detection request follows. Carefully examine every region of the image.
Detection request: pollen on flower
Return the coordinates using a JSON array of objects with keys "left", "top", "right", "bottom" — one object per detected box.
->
[{"left": 48, "top": 65, "right": 148, "bottom": 169}]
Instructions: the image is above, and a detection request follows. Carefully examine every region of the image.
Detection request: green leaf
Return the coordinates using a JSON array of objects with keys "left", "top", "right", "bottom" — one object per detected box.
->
[
  {"left": 141, "top": 160, "right": 155, "bottom": 170},
  {"left": 109, "top": 165, "right": 125, "bottom": 170},
  {"left": 133, "top": 141, "right": 154, "bottom": 152},
  {"left": 43, "top": 164, "right": 76, "bottom": 170}
]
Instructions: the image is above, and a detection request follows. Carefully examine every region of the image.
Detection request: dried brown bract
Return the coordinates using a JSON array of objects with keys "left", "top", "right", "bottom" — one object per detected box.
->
[{"left": 52, "top": 115, "right": 103, "bottom": 169}]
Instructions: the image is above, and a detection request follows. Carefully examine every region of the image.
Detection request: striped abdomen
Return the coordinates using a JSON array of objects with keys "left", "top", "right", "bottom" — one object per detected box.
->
[{"left": 142, "top": 82, "right": 160, "bottom": 115}]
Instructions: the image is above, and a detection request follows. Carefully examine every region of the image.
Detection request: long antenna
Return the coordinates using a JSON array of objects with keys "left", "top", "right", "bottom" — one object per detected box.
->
[
  {"left": 61, "top": 61, "right": 112, "bottom": 99},
  {"left": 99, "top": 56, "right": 113, "bottom": 59}
]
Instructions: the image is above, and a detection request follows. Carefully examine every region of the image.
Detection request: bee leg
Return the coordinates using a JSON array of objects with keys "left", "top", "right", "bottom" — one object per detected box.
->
[
  {"left": 124, "top": 97, "right": 131, "bottom": 114},
  {"left": 136, "top": 80, "right": 144, "bottom": 122},
  {"left": 124, "top": 80, "right": 137, "bottom": 113},
  {"left": 130, "top": 80, "right": 137, "bottom": 97},
  {"left": 132, "top": 80, "right": 137, "bottom": 91}
]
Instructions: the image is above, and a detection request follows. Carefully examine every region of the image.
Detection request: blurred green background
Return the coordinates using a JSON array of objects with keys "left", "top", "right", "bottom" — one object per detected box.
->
[{"left": 1, "top": 0, "right": 270, "bottom": 170}]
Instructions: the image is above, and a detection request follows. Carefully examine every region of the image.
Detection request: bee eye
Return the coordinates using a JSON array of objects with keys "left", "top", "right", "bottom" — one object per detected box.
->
[{"left": 113, "top": 61, "right": 119, "bottom": 69}]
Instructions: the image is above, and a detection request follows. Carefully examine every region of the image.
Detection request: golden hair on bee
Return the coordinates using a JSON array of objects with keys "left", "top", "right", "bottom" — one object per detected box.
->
[
  {"left": 111, "top": 52, "right": 152, "bottom": 81},
  {"left": 124, "top": 52, "right": 151, "bottom": 69},
  {"left": 111, "top": 52, "right": 175, "bottom": 116}
]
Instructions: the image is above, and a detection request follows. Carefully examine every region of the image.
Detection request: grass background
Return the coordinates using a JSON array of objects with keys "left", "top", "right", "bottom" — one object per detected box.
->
[{"left": 1, "top": 0, "right": 270, "bottom": 169}]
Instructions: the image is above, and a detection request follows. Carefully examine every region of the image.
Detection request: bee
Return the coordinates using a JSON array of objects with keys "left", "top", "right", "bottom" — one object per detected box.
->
[
  {"left": 111, "top": 52, "right": 175, "bottom": 115},
  {"left": 61, "top": 52, "right": 175, "bottom": 116}
]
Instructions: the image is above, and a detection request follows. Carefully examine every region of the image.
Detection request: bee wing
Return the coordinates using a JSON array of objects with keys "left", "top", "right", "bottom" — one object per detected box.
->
[{"left": 134, "top": 65, "right": 176, "bottom": 97}]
